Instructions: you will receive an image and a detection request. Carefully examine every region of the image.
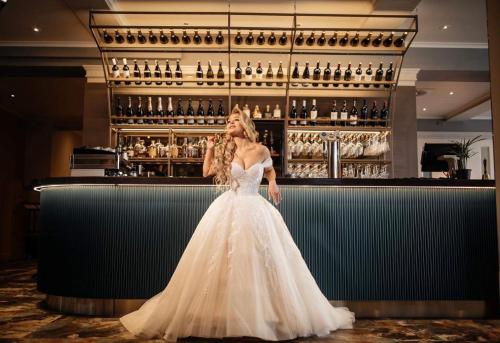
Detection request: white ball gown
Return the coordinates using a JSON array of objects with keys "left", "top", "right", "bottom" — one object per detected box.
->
[{"left": 120, "top": 156, "right": 355, "bottom": 341}]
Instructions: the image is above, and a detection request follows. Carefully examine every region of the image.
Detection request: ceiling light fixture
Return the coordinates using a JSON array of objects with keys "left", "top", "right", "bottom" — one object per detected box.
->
[
  {"left": 422, "top": 107, "right": 427, "bottom": 111},
  {"left": 33, "top": 26, "right": 40, "bottom": 32},
  {"left": 0, "top": 0, "right": 7, "bottom": 10},
  {"left": 449, "top": 91, "right": 454, "bottom": 95},
  {"left": 10, "top": 94, "right": 15, "bottom": 98},
  {"left": 442, "top": 25, "right": 449, "bottom": 30}
]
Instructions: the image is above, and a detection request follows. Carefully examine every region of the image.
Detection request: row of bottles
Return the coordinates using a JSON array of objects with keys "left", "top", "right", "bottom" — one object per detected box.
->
[
  {"left": 288, "top": 99, "right": 389, "bottom": 127},
  {"left": 119, "top": 135, "right": 210, "bottom": 159},
  {"left": 292, "top": 31, "right": 407, "bottom": 48},
  {"left": 102, "top": 29, "right": 225, "bottom": 45}
]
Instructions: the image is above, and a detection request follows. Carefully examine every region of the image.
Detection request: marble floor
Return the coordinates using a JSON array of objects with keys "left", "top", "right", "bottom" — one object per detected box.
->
[{"left": 1, "top": 261, "right": 499, "bottom": 343}]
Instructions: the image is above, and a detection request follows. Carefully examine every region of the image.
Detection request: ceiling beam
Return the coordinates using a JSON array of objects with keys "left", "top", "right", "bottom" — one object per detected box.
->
[{"left": 444, "top": 92, "right": 491, "bottom": 121}]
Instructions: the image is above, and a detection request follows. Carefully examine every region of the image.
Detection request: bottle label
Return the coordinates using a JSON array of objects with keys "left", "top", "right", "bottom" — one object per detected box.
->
[
  {"left": 197, "top": 117, "right": 205, "bottom": 124},
  {"left": 177, "top": 116, "right": 185, "bottom": 124},
  {"left": 207, "top": 118, "right": 215, "bottom": 124},
  {"left": 246, "top": 73, "right": 252, "bottom": 80},
  {"left": 350, "top": 115, "right": 358, "bottom": 125},
  {"left": 365, "top": 74, "right": 372, "bottom": 82},
  {"left": 310, "top": 110, "right": 318, "bottom": 119},
  {"left": 289, "top": 119, "right": 297, "bottom": 125},
  {"left": 330, "top": 111, "right": 338, "bottom": 120},
  {"left": 123, "top": 70, "right": 130, "bottom": 78},
  {"left": 112, "top": 69, "right": 120, "bottom": 78},
  {"left": 340, "top": 111, "right": 348, "bottom": 120},
  {"left": 187, "top": 117, "right": 195, "bottom": 124},
  {"left": 256, "top": 73, "right": 263, "bottom": 79},
  {"left": 299, "top": 119, "right": 307, "bottom": 125},
  {"left": 355, "top": 74, "right": 362, "bottom": 82},
  {"left": 273, "top": 109, "right": 281, "bottom": 118}
]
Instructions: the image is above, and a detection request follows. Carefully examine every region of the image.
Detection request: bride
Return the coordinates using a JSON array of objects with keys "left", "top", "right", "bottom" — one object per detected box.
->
[{"left": 120, "top": 106, "right": 355, "bottom": 341}]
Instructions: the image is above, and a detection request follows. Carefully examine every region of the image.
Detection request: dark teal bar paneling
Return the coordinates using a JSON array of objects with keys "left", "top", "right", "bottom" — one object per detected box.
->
[{"left": 38, "top": 185, "right": 498, "bottom": 301}]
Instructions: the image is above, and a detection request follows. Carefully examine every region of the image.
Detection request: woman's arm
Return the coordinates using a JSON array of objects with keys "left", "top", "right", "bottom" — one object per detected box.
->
[
  {"left": 262, "top": 146, "right": 282, "bottom": 205},
  {"left": 202, "top": 136, "right": 216, "bottom": 177}
]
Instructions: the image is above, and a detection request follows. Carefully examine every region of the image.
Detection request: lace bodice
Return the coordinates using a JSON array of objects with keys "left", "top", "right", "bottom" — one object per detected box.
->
[{"left": 230, "top": 157, "right": 273, "bottom": 194}]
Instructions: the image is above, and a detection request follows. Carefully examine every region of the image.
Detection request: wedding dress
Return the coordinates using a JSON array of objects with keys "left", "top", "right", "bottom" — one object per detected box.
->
[{"left": 120, "top": 156, "right": 355, "bottom": 341}]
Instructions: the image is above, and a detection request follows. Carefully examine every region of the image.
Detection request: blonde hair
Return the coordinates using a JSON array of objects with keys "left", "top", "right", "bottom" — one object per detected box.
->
[{"left": 213, "top": 105, "right": 259, "bottom": 187}]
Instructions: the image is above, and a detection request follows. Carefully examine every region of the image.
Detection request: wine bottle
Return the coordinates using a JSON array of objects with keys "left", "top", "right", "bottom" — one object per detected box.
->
[
  {"left": 165, "top": 60, "right": 172, "bottom": 85},
  {"left": 277, "top": 61, "right": 284, "bottom": 86},
  {"left": 383, "top": 32, "right": 394, "bottom": 47},
  {"left": 273, "top": 104, "right": 282, "bottom": 118},
  {"left": 295, "top": 32, "right": 304, "bottom": 46},
  {"left": 154, "top": 60, "right": 162, "bottom": 85},
  {"left": 354, "top": 63, "right": 362, "bottom": 88},
  {"left": 349, "top": 100, "right": 358, "bottom": 126},
  {"left": 175, "top": 59, "right": 183, "bottom": 85},
  {"left": 126, "top": 30, "right": 136, "bottom": 44},
  {"left": 143, "top": 60, "right": 152, "bottom": 85},
  {"left": 306, "top": 32, "right": 315, "bottom": 46},
  {"left": 133, "top": 59, "right": 141, "bottom": 85},
  {"left": 170, "top": 30, "right": 180, "bottom": 44},
  {"left": 217, "top": 60, "right": 224, "bottom": 85},
  {"left": 364, "top": 62, "right": 372, "bottom": 88},
  {"left": 302, "top": 62, "right": 310, "bottom": 87},
  {"left": 126, "top": 96, "right": 134, "bottom": 124},
  {"left": 206, "top": 60, "right": 214, "bottom": 86},
  {"left": 359, "top": 99, "right": 368, "bottom": 126},
  {"left": 333, "top": 63, "right": 341, "bottom": 87},
  {"left": 361, "top": 32, "right": 372, "bottom": 47},
  {"left": 245, "top": 60, "right": 252, "bottom": 86},
  {"left": 245, "top": 31, "right": 254, "bottom": 45},
  {"left": 217, "top": 99, "right": 225, "bottom": 124},
  {"left": 317, "top": 31, "right": 326, "bottom": 46},
  {"left": 350, "top": 33, "right": 360, "bottom": 47},
  {"left": 323, "top": 62, "right": 331, "bottom": 87},
  {"left": 193, "top": 30, "right": 202, "bottom": 44},
  {"left": 257, "top": 32, "right": 265, "bottom": 45},
  {"left": 182, "top": 30, "right": 191, "bottom": 44},
  {"left": 384, "top": 61, "right": 393, "bottom": 88},
  {"left": 299, "top": 99, "right": 308, "bottom": 125},
  {"left": 339, "top": 32, "right": 349, "bottom": 46},
  {"left": 328, "top": 32, "right": 338, "bottom": 46},
  {"left": 136, "top": 96, "right": 144, "bottom": 124},
  {"left": 256, "top": 61, "right": 263, "bottom": 86},
  {"left": 111, "top": 57, "right": 120, "bottom": 84},
  {"left": 157, "top": 96, "right": 165, "bottom": 124},
  {"left": 279, "top": 32, "right": 287, "bottom": 45},
  {"left": 370, "top": 101, "right": 379, "bottom": 126},
  {"left": 291, "top": 62, "right": 299, "bottom": 87},
  {"left": 343, "top": 62, "right": 352, "bottom": 87},
  {"left": 204, "top": 30, "right": 213, "bottom": 44},
  {"left": 146, "top": 96, "right": 154, "bottom": 124},
  {"left": 115, "top": 30, "right": 124, "bottom": 44},
  {"left": 268, "top": 32, "right": 276, "bottom": 45},
  {"left": 196, "top": 60, "right": 203, "bottom": 85},
  {"left": 176, "top": 98, "right": 185, "bottom": 124},
  {"left": 196, "top": 99, "right": 205, "bottom": 124},
  {"left": 372, "top": 33, "right": 383, "bottom": 47},
  {"left": 186, "top": 98, "right": 195, "bottom": 124},
  {"left": 310, "top": 99, "right": 318, "bottom": 126},
  {"left": 148, "top": 30, "right": 158, "bottom": 44},
  {"left": 374, "top": 62, "right": 383, "bottom": 88},
  {"left": 216, "top": 31, "right": 224, "bottom": 44},
  {"left": 167, "top": 96, "right": 174, "bottom": 124},
  {"left": 137, "top": 30, "right": 146, "bottom": 44},
  {"left": 235, "top": 60, "right": 242, "bottom": 86},
  {"left": 394, "top": 32, "right": 408, "bottom": 48},
  {"left": 207, "top": 99, "right": 215, "bottom": 125},
  {"left": 340, "top": 100, "right": 348, "bottom": 126},
  {"left": 312, "top": 61, "right": 321, "bottom": 87},
  {"left": 330, "top": 100, "right": 338, "bottom": 126},
  {"left": 289, "top": 99, "right": 297, "bottom": 125},
  {"left": 380, "top": 100, "right": 389, "bottom": 126},
  {"left": 159, "top": 30, "right": 168, "bottom": 44},
  {"left": 115, "top": 97, "right": 123, "bottom": 124},
  {"left": 266, "top": 61, "right": 273, "bottom": 86},
  {"left": 234, "top": 31, "right": 243, "bottom": 45},
  {"left": 102, "top": 29, "right": 113, "bottom": 43},
  {"left": 122, "top": 58, "right": 130, "bottom": 85}
]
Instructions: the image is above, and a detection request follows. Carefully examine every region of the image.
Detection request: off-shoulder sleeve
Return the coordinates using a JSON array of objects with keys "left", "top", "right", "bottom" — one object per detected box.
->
[{"left": 262, "top": 156, "right": 273, "bottom": 169}]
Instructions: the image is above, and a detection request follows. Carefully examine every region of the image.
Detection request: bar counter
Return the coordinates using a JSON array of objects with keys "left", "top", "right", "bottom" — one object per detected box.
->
[{"left": 33, "top": 177, "right": 498, "bottom": 318}]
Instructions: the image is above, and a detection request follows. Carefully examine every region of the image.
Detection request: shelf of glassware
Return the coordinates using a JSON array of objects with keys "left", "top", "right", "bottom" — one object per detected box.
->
[{"left": 286, "top": 122, "right": 391, "bottom": 132}]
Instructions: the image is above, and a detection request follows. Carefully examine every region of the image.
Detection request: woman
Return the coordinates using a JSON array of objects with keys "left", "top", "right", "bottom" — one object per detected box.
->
[{"left": 120, "top": 106, "right": 355, "bottom": 341}]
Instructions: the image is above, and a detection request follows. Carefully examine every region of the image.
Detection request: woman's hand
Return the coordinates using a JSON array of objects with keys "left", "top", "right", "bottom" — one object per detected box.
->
[{"left": 268, "top": 180, "right": 282, "bottom": 205}]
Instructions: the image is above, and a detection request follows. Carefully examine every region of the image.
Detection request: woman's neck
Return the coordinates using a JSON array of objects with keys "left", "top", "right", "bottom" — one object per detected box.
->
[{"left": 233, "top": 136, "right": 250, "bottom": 149}]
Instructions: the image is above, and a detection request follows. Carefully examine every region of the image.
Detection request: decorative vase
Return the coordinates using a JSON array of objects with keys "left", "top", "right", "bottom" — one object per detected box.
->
[{"left": 456, "top": 169, "right": 471, "bottom": 180}]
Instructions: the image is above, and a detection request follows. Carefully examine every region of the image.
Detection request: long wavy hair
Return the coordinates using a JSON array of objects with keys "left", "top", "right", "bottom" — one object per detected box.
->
[{"left": 213, "top": 105, "right": 259, "bottom": 187}]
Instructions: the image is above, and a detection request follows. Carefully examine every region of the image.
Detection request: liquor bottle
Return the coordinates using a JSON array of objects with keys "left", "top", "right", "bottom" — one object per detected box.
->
[
  {"left": 115, "top": 30, "right": 124, "bottom": 44},
  {"left": 333, "top": 63, "right": 341, "bottom": 87},
  {"left": 193, "top": 30, "right": 202, "bottom": 44},
  {"left": 340, "top": 100, "right": 348, "bottom": 126},
  {"left": 235, "top": 60, "right": 242, "bottom": 86},
  {"left": 170, "top": 30, "right": 180, "bottom": 44},
  {"left": 143, "top": 60, "right": 152, "bottom": 85},
  {"left": 126, "top": 96, "right": 134, "bottom": 124},
  {"left": 372, "top": 33, "right": 383, "bottom": 47},
  {"left": 264, "top": 104, "right": 272, "bottom": 118},
  {"left": 380, "top": 100, "right": 389, "bottom": 126},
  {"left": 370, "top": 101, "right": 379, "bottom": 126},
  {"left": 266, "top": 61, "right": 273, "bottom": 86},
  {"left": 384, "top": 62, "right": 393, "bottom": 88},
  {"left": 354, "top": 63, "right": 362, "bottom": 88},
  {"left": 176, "top": 98, "right": 185, "bottom": 124},
  {"left": 253, "top": 105, "right": 262, "bottom": 119},
  {"left": 330, "top": 100, "right": 338, "bottom": 126},
  {"left": 268, "top": 32, "right": 276, "bottom": 45},
  {"left": 374, "top": 62, "right": 384, "bottom": 88},
  {"left": 302, "top": 61, "right": 310, "bottom": 87},
  {"left": 339, "top": 33, "right": 349, "bottom": 46},
  {"left": 279, "top": 32, "right": 287, "bottom": 45},
  {"left": 217, "top": 99, "right": 226, "bottom": 124},
  {"left": 323, "top": 62, "right": 331, "bottom": 87},
  {"left": 394, "top": 32, "right": 408, "bottom": 48},
  {"left": 204, "top": 30, "right": 213, "bottom": 44},
  {"left": 256, "top": 61, "right": 263, "bottom": 86},
  {"left": 310, "top": 99, "right": 318, "bottom": 126},
  {"left": 207, "top": 99, "right": 215, "bottom": 124},
  {"left": 165, "top": 60, "right": 172, "bottom": 85},
  {"left": 242, "top": 104, "right": 251, "bottom": 117},
  {"left": 154, "top": 60, "right": 162, "bottom": 85},
  {"left": 182, "top": 30, "right": 191, "bottom": 44},
  {"left": 167, "top": 96, "right": 175, "bottom": 124},
  {"left": 102, "top": 29, "right": 113, "bottom": 43},
  {"left": 306, "top": 32, "right": 315, "bottom": 46},
  {"left": 122, "top": 58, "right": 130, "bottom": 85},
  {"left": 136, "top": 96, "right": 144, "bottom": 124},
  {"left": 217, "top": 60, "right": 224, "bottom": 85},
  {"left": 196, "top": 60, "right": 203, "bottom": 85},
  {"left": 175, "top": 59, "right": 183, "bottom": 85},
  {"left": 289, "top": 99, "right": 297, "bottom": 125},
  {"left": 234, "top": 31, "right": 243, "bottom": 45},
  {"left": 312, "top": 61, "right": 321, "bottom": 87},
  {"left": 328, "top": 32, "right": 338, "bottom": 46},
  {"left": 157, "top": 96, "right": 165, "bottom": 124},
  {"left": 276, "top": 61, "right": 284, "bottom": 86},
  {"left": 186, "top": 98, "right": 195, "bottom": 124},
  {"left": 206, "top": 60, "right": 214, "bottom": 85},
  {"left": 273, "top": 104, "right": 281, "bottom": 118},
  {"left": 160, "top": 30, "right": 168, "bottom": 44},
  {"left": 137, "top": 30, "right": 146, "bottom": 44},
  {"left": 146, "top": 96, "right": 155, "bottom": 124},
  {"left": 148, "top": 30, "right": 158, "bottom": 44},
  {"left": 359, "top": 99, "right": 368, "bottom": 126},
  {"left": 299, "top": 99, "right": 308, "bottom": 125},
  {"left": 383, "top": 32, "right": 394, "bottom": 47},
  {"left": 349, "top": 100, "right": 358, "bottom": 126},
  {"left": 115, "top": 97, "right": 123, "bottom": 124},
  {"left": 295, "top": 32, "right": 304, "bottom": 46},
  {"left": 343, "top": 62, "right": 352, "bottom": 87},
  {"left": 111, "top": 57, "right": 120, "bottom": 84},
  {"left": 126, "top": 30, "right": 136, "bottom": 44},
  {"left": 364, "top": 62, "right": 372, "bottom": 88},
  {"left": 245, "top": 31, "right": 254, "bottom": 45},
  {"left": 361, "top": 32, "right": 372, "bottom": 47},
  {"left": 291, "top": 62, "right": 299, "bottom": 87},
  {"left": 133, "top": 59, "right": 141, "bottom": 85},
  {"left": 350, "top": 33, "right": 360, "bottom": 46},
  {"left": 245, "top": 60, "right": 252, "bottom": 86},
  {"left": 216, "top": 31, "right": 224, "bottom": 44},
  {"left": 257, "top": 31, "right": 265, "bottom": 45},
  {"left": 196, "top": 99, "right": 205, "bottom": 124},
  {"left": 317, "top": 31, "right": 326, "bottom": 46}
]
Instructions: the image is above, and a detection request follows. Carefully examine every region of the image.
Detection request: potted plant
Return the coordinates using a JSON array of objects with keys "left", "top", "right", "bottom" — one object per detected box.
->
[{"left": 448, "top": 135, "right": 485, "bottom": 179}]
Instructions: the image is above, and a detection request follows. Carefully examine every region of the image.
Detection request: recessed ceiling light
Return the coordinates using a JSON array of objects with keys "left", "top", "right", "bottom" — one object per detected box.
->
[
  {"left": 422, "top": 107, "right": 427, "bottom": 111},
  {"left": 442, "top": 25, "right": 449, "bottom": 30},
  {"left": 33, "top": 26, "right": 40, "bottom": 32},
  {"left": 10, "top": 94, "right": 15, "bottom": 98},
  {"left": 449, "top": 91, "right": 454, "bottom": 95},
  {"left": 0, "top": 0, "right": 7, "bottom": 10}
]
